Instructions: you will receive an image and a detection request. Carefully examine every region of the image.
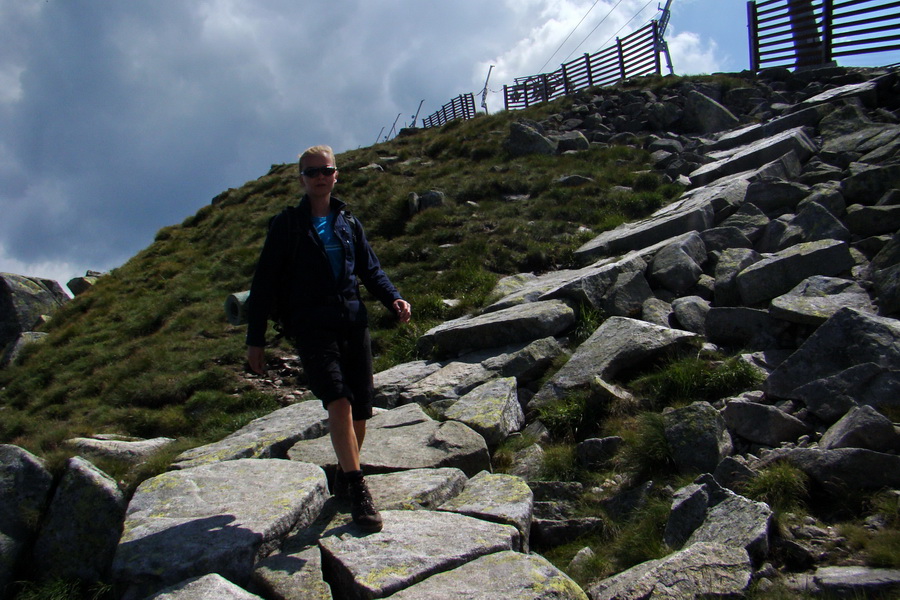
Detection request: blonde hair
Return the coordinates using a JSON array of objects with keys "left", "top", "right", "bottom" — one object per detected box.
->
[{"left": 298, "top": 145, "right": 336, "bottom": 171}]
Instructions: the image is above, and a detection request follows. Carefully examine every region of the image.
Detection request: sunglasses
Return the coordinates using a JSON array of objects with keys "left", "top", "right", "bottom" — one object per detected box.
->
[{"left": 300, "top": 166, "right": 337, "bottom": 178}]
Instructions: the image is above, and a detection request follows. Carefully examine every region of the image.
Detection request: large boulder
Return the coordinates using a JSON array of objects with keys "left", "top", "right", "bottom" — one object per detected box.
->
[
  {"left": 587, "top": 542, "right": 752, "bottom": 600},
  {"left": 416, "top": 300, "right": 574, "bottom": 358},
  {"left": 31, "top": 456, "right": 127, "bottom": 583},
  {"left": 764, "top": 307, "right": 900, "bottom": 400},
  {"left": 663, "top": 401, "right": 733, "bottom": 474},
  {"left": 0, "top": 445, "right": 54, "bottom": 596},
  {"left": 110, "top": 459, "right": 328, "bottom": 599},
  {"left": 0, "top": 273, "right": 68, "bottom": 352},
  {"left": 319, "top": 510, "right": 519, "bottom": 599}
]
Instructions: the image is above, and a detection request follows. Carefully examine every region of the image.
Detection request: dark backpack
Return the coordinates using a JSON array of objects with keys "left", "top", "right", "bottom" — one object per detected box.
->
[{"left": 268, "top": 206, "right": 360, "bottom": 339}]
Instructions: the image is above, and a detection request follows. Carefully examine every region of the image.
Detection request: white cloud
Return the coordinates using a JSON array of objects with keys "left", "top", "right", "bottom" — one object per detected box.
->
[{"left": 667, "top": 30, "right": 725, "bottom": 75}]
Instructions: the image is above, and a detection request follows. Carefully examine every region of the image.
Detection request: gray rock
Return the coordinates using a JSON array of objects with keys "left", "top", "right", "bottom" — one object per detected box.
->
[
  {"left": 602, "top": 270, "right": 653, "bottom": 317},
  {"left": 795, "top": 362, "right": 900, "bottom": 422},
  {"left": 842, "top": 163, "right": 900, "bottom": 204},
  {"left": 383, "top": 551, "right": 588, "bottom": 600},
  {"left": 399, "top": 359, "right": 494, "bottom": 406},
  {"left": 444, "top": 377, "right": 524, "bottom": 446},
  {"left": 32, "top": 456, "right": 126, "bottom": 583},
  {"left": 699, "top": 226, "right": 753, "bottom": 253},
  {"left": 253, "top": 546, "right": 332, "bottom": 600},
  {"left": 705, "top": 306, "right": 787, "bottom": 350},
  {"left": 587, "top": 542, "right": 752, "bottom": 600},
  {"left": 504, "top": 121, "right": 557, "bottom": 157},
  {"left": 641, "top": 297, "right": 673, "bottom": 327},
  {"left": 844, "top": 203, "right": 900, "bottom": 237},
  {"left": 529, "top": 317, "right": 698, "bottom": 410},
  {"left": 144, "top": 573, "right": 263, "bottom": 599},
  {"left": 723, "top": 399, "right": 809, "bottom": 446},
  {"left": 713, "top": 455, "right": 758, "bottom": 493},
  {"left": 745, "top": 179, "right": 810, "bottom": 217},
  {"left": 736, "top": 239, "right": 855, "bottom": 306},
  {"left": 288, "top": 404, "right": 491, "bottom": 477},
  {"left": 551, "top": 130, "right": 591, "bottom": 152},
  {"left": 689, "top": 127, "right": 818, "bottom": 187},
  {"left": 759, "top": 201, "right": 851, "bottom": 252},
  {"left": 0, "top": 331, "right": 47, "bottom": 368},
  {"left": 813, "top": 565, "right": 900, "bottom": 598},
  {"left": 648, "top": 232, "right": 706, "bottom": 294},
  {"left": 417, "top": 300, "right": 575, "bottom": 358},
  {"left": 111, "top": 459, "right": 328, "bottom": 598},
  {"left": 873, "top": 262, "right": 900, "bottom": 315},
  {"left": 531, "top": 517, "right": 608, "bottom": 549},
  {"left": 765, "top": 307, "right": 900, "bottom": 400},
  {"left": 374, "top": 360, "right": 442, "bottom": 409},
  {"left": 758, "top": 447, "right": 900, "bottom": 495},
  {"left": 576, "top": 436, "right": 623, "bottom": 469},
  {"left": 663, "top": 483, "right": 710, "bottom": 549},
  {"left": 683, "top": 89, "right": 740, "bottom": 134},
  {"left": 664, "top": 401, "right": 732, "bottom": 474},
  {"left": 438, "top": 471, "right": 533, "bottom": 550},
  {"left": 319, "top": 510, "right": 518, "bottom": 599},
  {"left": 819, "top": 405, "right": 900, "bottom": 452},
  {"left": 769, "top": 276, "right": 876, "bottom": 326},
  {"left": 66, "top": 436, "right": 176, "bottom": 466},
  {"left": 172, "top": 400, "right": 330, "bottom": 470},
  {"left": 720, "top": 201, "right": 770, "bottom": 243},
  {"left": 481, "top": 336, "right": 563, "bottom": 384},
  {"left": 684, "top": 491, "right": 773, "bottom": 564},
  {"left": 543, "top": 254, "right": 648, "bottom": 310},
  {"left": 0, "top": 272, "right": 68, "bottom": 351},
  {"left": 509, "top": 443, "right": 545, "bottom": 480},
  {"left": 714, "top": 247, "right": 762, "bottom": 306},
  {"left": 671, "top": 296, "right": 710, "bottom": 335},
  {"left": 367, "top": 468, "right": 468, "bottom": 511},
  {"left": 0, "top": 445, "right": 53, "bottom": 596},
  {"left": 574, "top": 179, "right": 726, "bottom": 262}
]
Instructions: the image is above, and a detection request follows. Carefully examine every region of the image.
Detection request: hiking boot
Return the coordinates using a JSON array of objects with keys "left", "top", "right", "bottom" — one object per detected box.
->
[
  {"left": 347, "top": 474, "right": 383, "bottom": 533},
  {"left": 332, "top": 467, "right": 348, "bottom": 499}
]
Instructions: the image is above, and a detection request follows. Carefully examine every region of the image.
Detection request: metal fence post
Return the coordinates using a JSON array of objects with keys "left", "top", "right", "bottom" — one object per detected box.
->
[
  {"left": 617, "top": 37, "right": 626, "bottom": 80},
  {"left": 747, "top": 1, "right": 759, "bottom": 72}
]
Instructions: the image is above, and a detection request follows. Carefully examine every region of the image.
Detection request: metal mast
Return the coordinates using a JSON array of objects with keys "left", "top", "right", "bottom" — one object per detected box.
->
[{"left": 655, "top": 0, "right": 675, "bottom": 75}]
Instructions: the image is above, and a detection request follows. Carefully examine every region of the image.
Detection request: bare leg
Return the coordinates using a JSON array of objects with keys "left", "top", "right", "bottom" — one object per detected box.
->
[
  {"left": 328, "top": 398, "right": 360, "bottom": 473},
  {"left": 354, "top": 419, "right": 366, "bottom": 451}
]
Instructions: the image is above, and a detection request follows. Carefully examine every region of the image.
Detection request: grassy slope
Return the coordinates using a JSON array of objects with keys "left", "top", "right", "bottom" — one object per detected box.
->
[{"left": 0, "top": 86, "right": 681, "bottom": 465}]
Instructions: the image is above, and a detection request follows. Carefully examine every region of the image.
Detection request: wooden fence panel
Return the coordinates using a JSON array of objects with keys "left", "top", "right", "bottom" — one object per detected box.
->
[
  {"left": 502, "top": 22, "right": 662, "bottom": 111},
  {"left": 749, "top": 0, "right": 900, "bottom": 70},
  {"left": 422, "top": 93, "right": 477, "bottom": 129}
]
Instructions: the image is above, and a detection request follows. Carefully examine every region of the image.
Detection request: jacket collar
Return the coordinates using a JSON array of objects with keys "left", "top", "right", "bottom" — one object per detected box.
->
[{"left": 297, "top": 194, "right": 346, "bottom": 217}]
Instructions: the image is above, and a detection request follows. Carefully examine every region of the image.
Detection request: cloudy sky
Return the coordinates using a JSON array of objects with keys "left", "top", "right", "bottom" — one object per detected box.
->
[{"left": 2, "top": 0, "right": 898, "bottom": 292}]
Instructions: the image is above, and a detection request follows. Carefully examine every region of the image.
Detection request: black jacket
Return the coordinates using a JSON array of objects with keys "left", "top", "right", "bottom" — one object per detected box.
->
[{"left": 245, "top": 195, "right": 402, "bottom": 346}]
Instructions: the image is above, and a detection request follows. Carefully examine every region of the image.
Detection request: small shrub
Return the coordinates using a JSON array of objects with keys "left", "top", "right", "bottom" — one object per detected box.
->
[
  {"left": 609, "top": 496, "right": 671, "bottom": 568},
  {"left": 539, "top": 443, "right": 578, "bottom": 481},
  {"left": 630, "top": 354, "right": 761, "bottom": 408},
  {"left": 573, "top": 302, "right": 604, "bottom": 344},
  {"left": 741, "top": 461, "right": 809, "bottom": 512},
  {"left": 617, "top": 412, "right": 674, "bottom": 476}
]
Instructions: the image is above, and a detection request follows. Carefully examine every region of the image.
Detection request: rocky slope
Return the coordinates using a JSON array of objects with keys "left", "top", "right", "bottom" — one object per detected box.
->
[{"left": 2, "top": 65, "right": 900, "bottom": 599}]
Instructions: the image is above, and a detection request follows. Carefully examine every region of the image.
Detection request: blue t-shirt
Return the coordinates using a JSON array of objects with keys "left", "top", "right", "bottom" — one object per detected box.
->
[{"left": 312, "top": 214, "right": 344, "bottom": 280}]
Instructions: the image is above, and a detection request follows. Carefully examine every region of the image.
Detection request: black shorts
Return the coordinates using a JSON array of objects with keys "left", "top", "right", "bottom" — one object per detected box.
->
[{"left": 293, "top": 326, "right": 374, "bottom": 421}]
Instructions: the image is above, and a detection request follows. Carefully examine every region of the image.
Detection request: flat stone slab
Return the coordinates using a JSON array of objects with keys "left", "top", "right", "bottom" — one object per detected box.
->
[
  {"left": 531, "top": 317, "right": 698, "bottom": 409},
  {"left": 438, "top": 471, "right": 533, "bottom": 550},
  {"left": 813, "top": 565, "right": 900, "bottom": 597},
  {"left": 689, "top": 127, "right": 818, "bottom": 187},
  {"left": 111, "top": 459, "right": 328, "bottom": 598},
  {"left": 367, "top": 468, "right": 469, "bottom": 511},
  {"left": 736, "top": 239, "right": 854, "bottom": 306},
  {"left": 172, "top": 401, "right": 329, "bottom": 470},
  {"left": 287, "top": 404, "right": 491, "bottom": 477},
  {"left": 417, "top": 300, "right": 575, "bottom": 358},
  {"left": 685, "top": 492, "right": 772, "bottom": 563},
  {"left": 144, "top": 573, "right": 264, "bottom": 599},
  {"left": 319, "top": 510, "right": 519, "bottom": 599},
  {"left": 252, "top": 546, "right": 332, "bottom": 600},
  {"left": 587, "top": 542, "right": 752, "bottom": 600},
  {"left": 382, "top": 551, "right": 588, "bottom": 599},
  {"left": 65, "top": 436, "right": 176, "bottom": 466}
]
